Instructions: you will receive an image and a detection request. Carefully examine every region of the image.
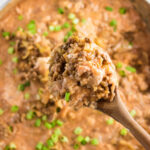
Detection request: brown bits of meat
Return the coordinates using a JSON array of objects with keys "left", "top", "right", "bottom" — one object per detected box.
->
[{"left": 49, "top": 35, "right": 117, "bottom": 109}]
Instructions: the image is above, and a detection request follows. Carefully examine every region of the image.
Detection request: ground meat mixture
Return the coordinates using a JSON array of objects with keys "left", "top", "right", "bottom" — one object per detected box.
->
[
  {"left": 49, "top": 35, "right": 117, "bottom": 108},
  {"left": 0, "top": 0, "right": 150, "bottom": 150}
]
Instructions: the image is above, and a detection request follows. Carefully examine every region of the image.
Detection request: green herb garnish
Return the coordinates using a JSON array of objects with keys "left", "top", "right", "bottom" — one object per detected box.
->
[
  {"left": 27, "top": 20, "right": 37, "bottom": 34},
  {"left": 11, "top": 105, "right": 19, "bottom": 113},
  {"left": 106, "top": 118, "right": 114, "bottom": 125},
  {"left": 65, "top": 92, "right": 70, "bottom": 102},
  {"left": 35, "top": 119, "right": 41, "bottom": 127},
  {"left": 49, "top": 25, "right": 55, "bottom": 31},
  {"left": 56, "top": 119, "right": 63, "bottom": 126},
  {"left": 43, "top": 31, "right": 48, "bottom": 37},
  {"left": 72, "top": 18, "right": 79, "bottom": 24},
  {"left": 24, "top": 93, "right": 30, "bottom": 100},
  {"left": 0, "top": 58, "right": 3, "bottom": 66},
  {"left": 63, "top": 22, "right": 70, "bottom": 28},
  {"left": 105, "top": 6, "right": 113, "bottom": 11},
  {"left": 18, "top": 15, "right": 23, "bottom": 20},
  {"left": 76, "top": 135, "right": 84, "bottom": 143},
  {"left": 42, "top": 115, "right": 47, "bottom": 121},
  {"left": 0, "top": 108, "right": 4, "bottom": 115},
  {"left": 74, "top": 127, "right": 82, "bottom": 135},
  {"left": 91, "top": 138, "right": 99, "bottom": 145},
  {"left": 120, "top": 128, "right": 128, "bottom": 136},
  {"left": 8, "top": 47, "right": 14, "bottom": 54},
  {"left": 125, "top": 66, "right": 136, "bottom": 73},
  {"left": 116, "top": 62, "right": 122, "bottom": 69},
  {"left": 109, "top": 19, "right": 117, "bottom": 27},
  {"left": 54, "top": 26, "right": 62, "bottom": 32},
  {"left": 47, "top": 139, "right": 54, "bottom": 147},
  {"left": 58, "top": 8, "right": 64, "bottom": 14},
  {"left": 26, "top": 111, "right": 34, "bottom": 120},
  {"left": 54, "top": 128, "right": 62, "bottom": 136},
  {"left": 73, "top": 143, "right": 79, "bottom": 149},
  {"left": 119, "top": 70, "right": 126, "bottom": 77},
  {"left": 119, "top": 8, "right": 127, "bottom": 14},
  {"left": 68, "top": 13, "right": 76, "bottom": 20},
  {"left": 36, "top": 142, "right": 43, "bottom": 150},
  {"left": 12, "top": 56, "right": 18, "bottom": 63},
  {"left": 44, "top": 122, "right": 52, "bottom": 129},
  {"left": 2, "top": 31, "right": 10, "bottom": 38},
  {"left": 60, "top": 136, "right": 68, "bottom": 143},
  {"left": 130, "top": 109, "right": 136, "bottom": 117}
]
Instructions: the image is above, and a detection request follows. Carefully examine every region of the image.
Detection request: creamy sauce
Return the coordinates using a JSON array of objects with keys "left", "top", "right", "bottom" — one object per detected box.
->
[{"left": 0, "top": 0, "right": 150, "bottom": 150}]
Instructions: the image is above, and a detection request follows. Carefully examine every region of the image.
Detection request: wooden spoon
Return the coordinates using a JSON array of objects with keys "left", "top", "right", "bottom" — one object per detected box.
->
[{"left": 97, "top": 88, "right": 150, "bottom": 150}]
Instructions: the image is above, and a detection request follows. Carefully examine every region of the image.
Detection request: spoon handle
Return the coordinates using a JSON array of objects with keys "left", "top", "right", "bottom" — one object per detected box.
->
[
  {"left": 97, "top": 89, "right": 150, "bottom": 150},
  {"left": 115, "top": 96, "right": 150, "bottom": 150}
]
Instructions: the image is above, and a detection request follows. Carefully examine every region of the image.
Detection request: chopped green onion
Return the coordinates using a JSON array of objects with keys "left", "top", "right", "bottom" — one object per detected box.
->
[
  {"left": 24, "top": 93, "right": 30, "bottom": 100},
  {"left": 71, "top": 26, "right": 77, "bottom": 32},
  {"left": 18, "top": 15, "right": 23, "bottom": 20},
  {"left": 74, "top": 127, "right": 82, "bottom": 135},
  {"left": 73, "top": 143, "right": 79, "bottom": 149},
  {"left": 81, "top": 18, "right": 86, "bottom": 23},
  {"left": 76, "top": 135, "right": 84, "bottom": 143},
  {"left": 18, "top": 84, "right": 25, "bottom": 91},
  {"left": 129, "top": 41, "right": 133, "bottom": 47},
  {"left": 51, "top": 120, "right": 56, "bottom": 128},
  {"left": 8, "top": 126, "right": 13, "bottom": 132},
  {"left": 68, "top": 13, "right": 76, "bottom": 20},
  {"left": 106, "top": 118, "right": 114, "bottom": 125},
  {"left": 105, "top": 6, "right": 113, "bottom": 11},
  {"left": 42, "top": 146, "right": 49, "bottom": 150},
  {"left": 36, "top": 142, "right": 43, "bottom": 150},
  {"left": 130, "top": 109, "right": 136, "bottom": 117},
  {"left": 13, "top": 68, "right": 18, "bottom": 74},
  {"left": 42, "top": 115, "right": 47, "bottom": 121},
  {"left": 109, "top": 19, "right": 117, "bottom": 27},
  {"left": 8, "top": 47, "right": 14, "bottom": 54},
  {"left": 11, "top": 105, "right": 19, "bottom": 113},
  {"left": 54, "top": 26, "right": 62, "bottom": 32},
  {"left": 35, "top": 119, "right": 41, "bottom": 127},
  {"left": 58, "top": 8, "right": 64, "bottom": 14},
  {"left": 12, "top": 56, "right": 18, "bottom": 63},
  {"left": 116, "top": 62, "right": 122, "bottom": 69},
  {"left": 60, "top": 136, "right": 68, "bottom": 143},
  {"left": 91, "top": 138, "right": 99, "bottom": 145},
  {"left": 119, "top": 8, "right": 127, "bottom": 14},
  {"left": 84, "top": 136, "right": 90, "bottom": 143},
  {"left": 47, "top": 139, "right": 54, "bottom": 147},
  {"left": 44, "top": 122, "right": 52, "bottom": 129},
  {"left": 27, "top": 20, "right": 37, "bottom": 34},
  {"left": 9, "top": 143, "right": 16, "bottom": 149},
  {"left": 49, "top": 25, "right": 55, "bottom": 31},
  {"left": 26, "top": 111, "right": 34, "bottom": 120},
  {"left": 24, "top": 81, "right": 30, "bottom": 87},
  {"left": 2, "top": 31, "right": 10, "bottom": 38},
  {"left": 10, "top": 41, "right": 15, "bottom": 46},
  {"left": 120, "top": 128, "right": 128, "bottom": 136},
  {"left": 0, "top": 108, "right": 4, "bottom": 115},
  {"left": 119, "top": 70, "right": 126, "bottom": 77},
  {"left": 65, "top": 92, "right": 70, "bottom": 102},
  {"left": 51, "top": 134, "right": 59, "bottom": 144},
  {"left": 125, "top": 66, "right": 136, "bottom": 73},
  {"left": 43, "top": 31, "right": 48, "bottom": 37},
  {"left": 72, "top": 18, "right": 79, "bottom": 24},
  {"left": 54, "top": 128, "right": 62, "bottom": 136},
  {"left": 56, "top": 119, "right": 63, "bottom": 126},
  {"left": 0, "top": 58, "right": 3, "bottom": 66},
  {"left": 63, "top": 22, "right": 70, "bottom": 28}
]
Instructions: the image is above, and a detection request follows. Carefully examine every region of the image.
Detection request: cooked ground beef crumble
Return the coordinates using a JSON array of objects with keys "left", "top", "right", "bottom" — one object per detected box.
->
[{"left": 49, "top": 35, "right": 117, "bottom": 108}]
